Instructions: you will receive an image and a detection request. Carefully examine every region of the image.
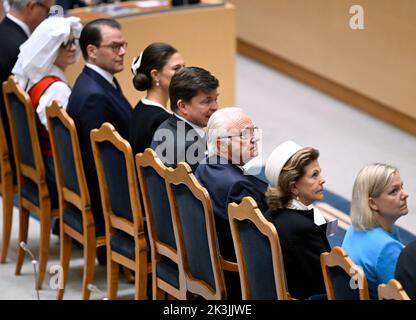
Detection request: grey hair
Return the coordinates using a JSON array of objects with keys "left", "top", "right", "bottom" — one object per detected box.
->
[
  {"left": 206, "top": 107, "right": 244, "bottom": 157},
  {"left": 350, "top": 163, "right": 398, "bottom": 230},
  {"left": 10, "top": 0, "right": 46, "bottom": 11}
]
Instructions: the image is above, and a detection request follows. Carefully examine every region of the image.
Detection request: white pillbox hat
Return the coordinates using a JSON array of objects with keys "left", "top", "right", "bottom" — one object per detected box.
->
[{"left": 265, "top": 140, "right": 303, "bottom": 187}]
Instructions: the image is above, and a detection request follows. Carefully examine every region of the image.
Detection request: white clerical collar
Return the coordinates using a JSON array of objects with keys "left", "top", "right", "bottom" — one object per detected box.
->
[
  {"left": 174, "top": 113, "right": 205, "bottom": 138},
  {"left": 86, "top": 63, "right": 115, "bottom": 88},
  {"left": 141, "top": 97, "right": 172, "bottom": 114},
  {"left": 7, "top": 13, "right": 30, "bottom": 37},
  {"left": 287, "top": 199, "right": 327, "bottom": 226}
]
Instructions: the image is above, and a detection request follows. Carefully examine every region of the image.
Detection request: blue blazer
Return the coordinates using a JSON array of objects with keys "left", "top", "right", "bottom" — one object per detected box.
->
[
  {"left": 67, "top": 66, "right": 132, "bottom": 234},
  {"left": 195, "top": 156, "right": 268, "bottom": 261},
  {"left": 67, "top": 66, "right": 132, "bottom": 179}
]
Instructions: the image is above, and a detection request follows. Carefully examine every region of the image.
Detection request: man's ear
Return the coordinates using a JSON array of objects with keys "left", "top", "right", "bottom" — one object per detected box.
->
[
  {"left": 86, "top": 44, "right": 97, "bottom": 61},
  {"left": 177, "top": 99, "right": 187, "bottom": 114},
  {"left": 27, "top": 0, "right": 37, "bottom": 10},
  {"left": 368, "top": 197, "right": 378, "bottom": 211}
]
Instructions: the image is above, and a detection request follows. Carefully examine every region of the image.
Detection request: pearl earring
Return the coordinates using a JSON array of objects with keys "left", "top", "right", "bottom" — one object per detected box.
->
[{"left": 156, "top": 81, "right": 160, "bottom": 87}]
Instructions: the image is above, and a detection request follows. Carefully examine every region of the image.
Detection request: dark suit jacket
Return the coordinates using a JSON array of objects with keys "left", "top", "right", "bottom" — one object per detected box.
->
[
  {"left": 195, "top": 156, "right": 268, "bottom": 261},
  {"left": 150, "top": 114, "right": 206, "bottom": 172},
  {"left": 264, "top": 208, "right": 331, "bottom": 300},
  {"left": 129, "top": 99, "right": 170, "bottom": 155},
  {"left": 395, "top": 239, "right": 416, "bottom": 299},
  {"left": 66, "top": 66, "right": 132, "bottom": 233},
  {"left": 0, "top": 17, "right": 28, "bottom": 175}
]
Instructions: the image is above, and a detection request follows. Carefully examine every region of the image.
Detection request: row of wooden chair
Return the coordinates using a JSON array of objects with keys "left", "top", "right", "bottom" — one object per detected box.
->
[
  {"left": 1, "top": 75, "right": 236, "bottom": 299},
  {"left": 87, "top": 123, "right": 239, "bottom": 300},
  {"left": 228, "top": 197, "right": 411, "bottom": 300},
  {"left": 0, "top": 75, "right": 411, "bottom": 300}
]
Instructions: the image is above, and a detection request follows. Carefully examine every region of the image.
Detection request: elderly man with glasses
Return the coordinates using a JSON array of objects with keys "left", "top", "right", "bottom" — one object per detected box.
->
[
  {"left": 194, "top": 107, "right": 268, "bottom": 299},
  {"left": 66, "top": 19, "right": 132, "bottom": 253}
]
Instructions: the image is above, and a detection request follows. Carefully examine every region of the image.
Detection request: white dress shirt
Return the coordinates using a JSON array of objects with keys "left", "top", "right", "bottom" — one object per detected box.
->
[{"left": 85, "top": 63, "right": 116, "bottom": 88}]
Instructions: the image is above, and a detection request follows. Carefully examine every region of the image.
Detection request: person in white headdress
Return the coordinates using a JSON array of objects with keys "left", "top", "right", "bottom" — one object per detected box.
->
[
  {"left": 129, "top": 42, "right": 185, "bottom": 154},
  {"left": 11, "top": 16, "right": 82, "bottom": 208},
  {"left": 12, "top": 16, "right": 82, "bottom": 134},
  {"left": 264, "top": 140, "right": 331, "bottom": 300}
]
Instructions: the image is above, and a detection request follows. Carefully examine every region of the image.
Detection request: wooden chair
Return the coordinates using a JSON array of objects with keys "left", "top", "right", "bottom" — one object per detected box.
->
[
  {"left": 378, "top": 279, "right": 410, "bottom": 300},
  {"left": 135, "top": 148, "right": 182, "bottom": 300},
  {"left": 0, "top": 81, "right": 17, "bottom": 263},
  {"left": 165, "top": 162, "right": 235, "bottom": 300},
  {"left": 46, "top": 101, "right": 106, "bottom": 299},
  {"left": 320, "top": 246, "right": 369, "bottom": 300},
  {"left": 228, "top": 196, "right": 291, "bottom": 300},
  {"left": 91, "top": 123, "right": 150, "bottom": 300},
  {"left": 2, "top": 75, "right": 59, "bottom": 288}
]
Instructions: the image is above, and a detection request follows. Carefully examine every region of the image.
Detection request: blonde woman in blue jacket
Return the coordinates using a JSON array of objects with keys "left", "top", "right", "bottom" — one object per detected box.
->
[{"left": 342, "top": 163, "right": 408, "bottom": 299}]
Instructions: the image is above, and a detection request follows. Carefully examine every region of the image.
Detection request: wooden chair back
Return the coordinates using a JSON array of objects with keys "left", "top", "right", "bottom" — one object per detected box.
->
[
  {"left": 46, "top": 100, "right": 105, "bottom": 299},
  {"left": 320, "top": 246, "right": 370, "bottom": 300},
  {"left": 165, "top": 162, "right": 227, "bottom": 300},
  {"left": 91, "top": 122, "right": 149, "bottom": 299},
  {"left": 2, "top": 75, "right": 58, "bottom": 288},
  {"left": 378, "top": 279, "right": 410, "bottom": 300},
  {"left": 228, "top": 196, "right": 291, "bottom": 300},
  {"left": 136, "top": 148, "right": 182, "bottom": 299},
  {"left": 0, "top": 77, "right": 17, "bottom": 263}
]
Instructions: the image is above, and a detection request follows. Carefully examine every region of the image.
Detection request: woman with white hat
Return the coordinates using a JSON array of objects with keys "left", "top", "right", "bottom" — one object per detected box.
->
[
  {"left": 264, "top": 140, "right": 330, "bottom": 299},
  {"left": 12, "top": 16, "right": 82, "bottom": 194},
  {"left": 12, "top": 15, "right": 82, "bottom": 153}
]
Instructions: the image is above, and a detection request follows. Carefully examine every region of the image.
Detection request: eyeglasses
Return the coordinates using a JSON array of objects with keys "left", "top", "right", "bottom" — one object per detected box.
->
[
  {"left": 218, "top": 126, "right": 259, "bottom": 140},
  {"left": 34, "top": 1, "right": 51, "bottom": 16},
  {"left": 98, "top": 41, "right": 128, "bottom": 53},
  {"left": 61, "top": 38, "right": 79, "bottom": 49}
]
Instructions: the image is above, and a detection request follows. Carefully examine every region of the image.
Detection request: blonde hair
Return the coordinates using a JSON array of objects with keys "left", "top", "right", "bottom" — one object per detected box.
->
[
  {"left": 266, "top": 147, "right": 319, "bottom": 210},
  {"left": 350, "top": 163, "right": 398, "bottom": 230}
]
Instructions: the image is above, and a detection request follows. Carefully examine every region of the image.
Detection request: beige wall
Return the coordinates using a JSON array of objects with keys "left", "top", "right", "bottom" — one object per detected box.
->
[
  {"left": 231, "top": 0, "right": 416, "bottom": 123},
  {"left": 66, "top": 3, "right": 236, "bottom": 108}
]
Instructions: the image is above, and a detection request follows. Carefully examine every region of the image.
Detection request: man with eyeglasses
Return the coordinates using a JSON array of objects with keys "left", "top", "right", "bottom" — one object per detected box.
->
[
  {"left": 67, "top": 19, "right": 132, "bottom": 260},
  {"left": 0, "top": 0, "right": 53, "bottom": 179},
  {"left": 194, "top": 107, "right": 268, "bottom": 299}
]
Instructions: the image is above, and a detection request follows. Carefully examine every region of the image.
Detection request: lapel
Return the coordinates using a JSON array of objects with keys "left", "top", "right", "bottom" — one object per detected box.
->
[{"left": 83, "top": 66, "right": 132, "bottom": 117}]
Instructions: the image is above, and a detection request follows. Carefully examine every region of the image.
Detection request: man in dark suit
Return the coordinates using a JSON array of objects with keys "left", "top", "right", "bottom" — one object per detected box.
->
[
  {"left": 0, "top": 0, "right": 53, "bottom": 173},
  {"left": 67, "top": 18, "right": 132, "bottom": 238},
  {"left": 195, "top": 107, "right": 267, "bottom": 299},
  {"left": 151, "top": 66, "right": 219, "bottom": 172}
]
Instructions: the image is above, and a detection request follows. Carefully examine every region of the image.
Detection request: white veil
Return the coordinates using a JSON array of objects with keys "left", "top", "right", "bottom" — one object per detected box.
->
[{"left": 12, "top": 16, "right": 82, "bottom": 90}]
